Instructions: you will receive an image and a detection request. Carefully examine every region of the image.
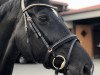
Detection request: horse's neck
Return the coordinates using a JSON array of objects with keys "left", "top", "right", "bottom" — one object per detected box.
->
[
  {"left": 0, "top": 0, "right": 21, "bottom": 60},
  {"left": 0, "top": 1, "right": 21, "bottom": 75},
  {"left": 0, "top": 0, "right": 21, "bottom": 39}
]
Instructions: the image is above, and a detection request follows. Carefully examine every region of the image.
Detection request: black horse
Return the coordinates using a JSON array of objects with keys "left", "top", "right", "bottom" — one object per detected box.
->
[{"left": 0, "top": 0, "right": 94, "bottom": 75}]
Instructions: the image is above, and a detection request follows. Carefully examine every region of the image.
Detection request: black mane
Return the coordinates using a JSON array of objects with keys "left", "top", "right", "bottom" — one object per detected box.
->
[
  {"left": 0, "top": 0, "right": 8, "bottom": 6},
  {"left": 0, "top": 0, "right": 20, "bottom": 22}
]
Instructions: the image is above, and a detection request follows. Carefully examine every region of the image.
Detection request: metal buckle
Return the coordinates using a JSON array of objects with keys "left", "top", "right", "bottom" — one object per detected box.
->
[
  {"left": 52, "top": 55, "right": 66, "bottom": 70},
  {"left": 48, "top": 48, "right": 52, "bottom": 53}
]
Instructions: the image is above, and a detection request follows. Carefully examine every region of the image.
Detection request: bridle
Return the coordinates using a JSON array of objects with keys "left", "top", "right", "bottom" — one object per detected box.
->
[
  {"left": 21, "top": 0, "right": 94, "bottom": 75},
  {"left": 21, "top": 0, "right": 77, "bottom": 74}
]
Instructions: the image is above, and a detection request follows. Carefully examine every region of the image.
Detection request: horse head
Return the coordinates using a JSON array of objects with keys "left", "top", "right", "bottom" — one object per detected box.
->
[{"left": 16, "top": 0, "right": 94, "bottom": 75}]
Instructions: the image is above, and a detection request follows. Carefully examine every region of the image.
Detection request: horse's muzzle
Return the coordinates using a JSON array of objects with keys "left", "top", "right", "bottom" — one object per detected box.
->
[
  {"left": 80, "top": 64, "right": 93, "bottom": 75},
  {"left": 63, "top": 62, "right": 94, "bottom": 75}
]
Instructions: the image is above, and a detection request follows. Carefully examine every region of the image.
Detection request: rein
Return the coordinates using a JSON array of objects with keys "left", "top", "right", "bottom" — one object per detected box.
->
[{"left": 21, "top": 0, "right": 94, "bottom": 75}]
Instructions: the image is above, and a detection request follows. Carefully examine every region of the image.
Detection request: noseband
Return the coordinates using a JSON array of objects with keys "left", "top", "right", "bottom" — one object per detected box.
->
[{"left": 21, "top": 0, "right": 94, "bottom": 75}]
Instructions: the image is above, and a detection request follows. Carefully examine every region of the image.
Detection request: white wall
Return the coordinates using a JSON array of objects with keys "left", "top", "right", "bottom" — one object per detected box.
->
[{"left": 64, "top": 21, "right": 73, "bottom": 29}]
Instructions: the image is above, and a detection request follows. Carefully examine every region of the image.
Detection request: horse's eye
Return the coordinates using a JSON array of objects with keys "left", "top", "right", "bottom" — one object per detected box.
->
[{"left": 38, "top": 14, "right": 49, "bottom": 22}]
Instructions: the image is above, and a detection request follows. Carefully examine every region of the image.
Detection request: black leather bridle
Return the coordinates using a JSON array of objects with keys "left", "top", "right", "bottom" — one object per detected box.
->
[{"left": 21, "top": 0, "right": 94, "bottom": 75}]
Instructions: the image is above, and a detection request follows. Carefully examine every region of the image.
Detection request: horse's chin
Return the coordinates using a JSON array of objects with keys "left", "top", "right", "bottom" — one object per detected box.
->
[{"left": 63, "top": 64, "right": 92, "bottom": 75}]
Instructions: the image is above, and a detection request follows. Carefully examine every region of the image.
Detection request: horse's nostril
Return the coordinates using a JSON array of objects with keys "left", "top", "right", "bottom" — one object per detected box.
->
[{"left": 82, "top": 65, "right": 91, "bottom": 75}]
